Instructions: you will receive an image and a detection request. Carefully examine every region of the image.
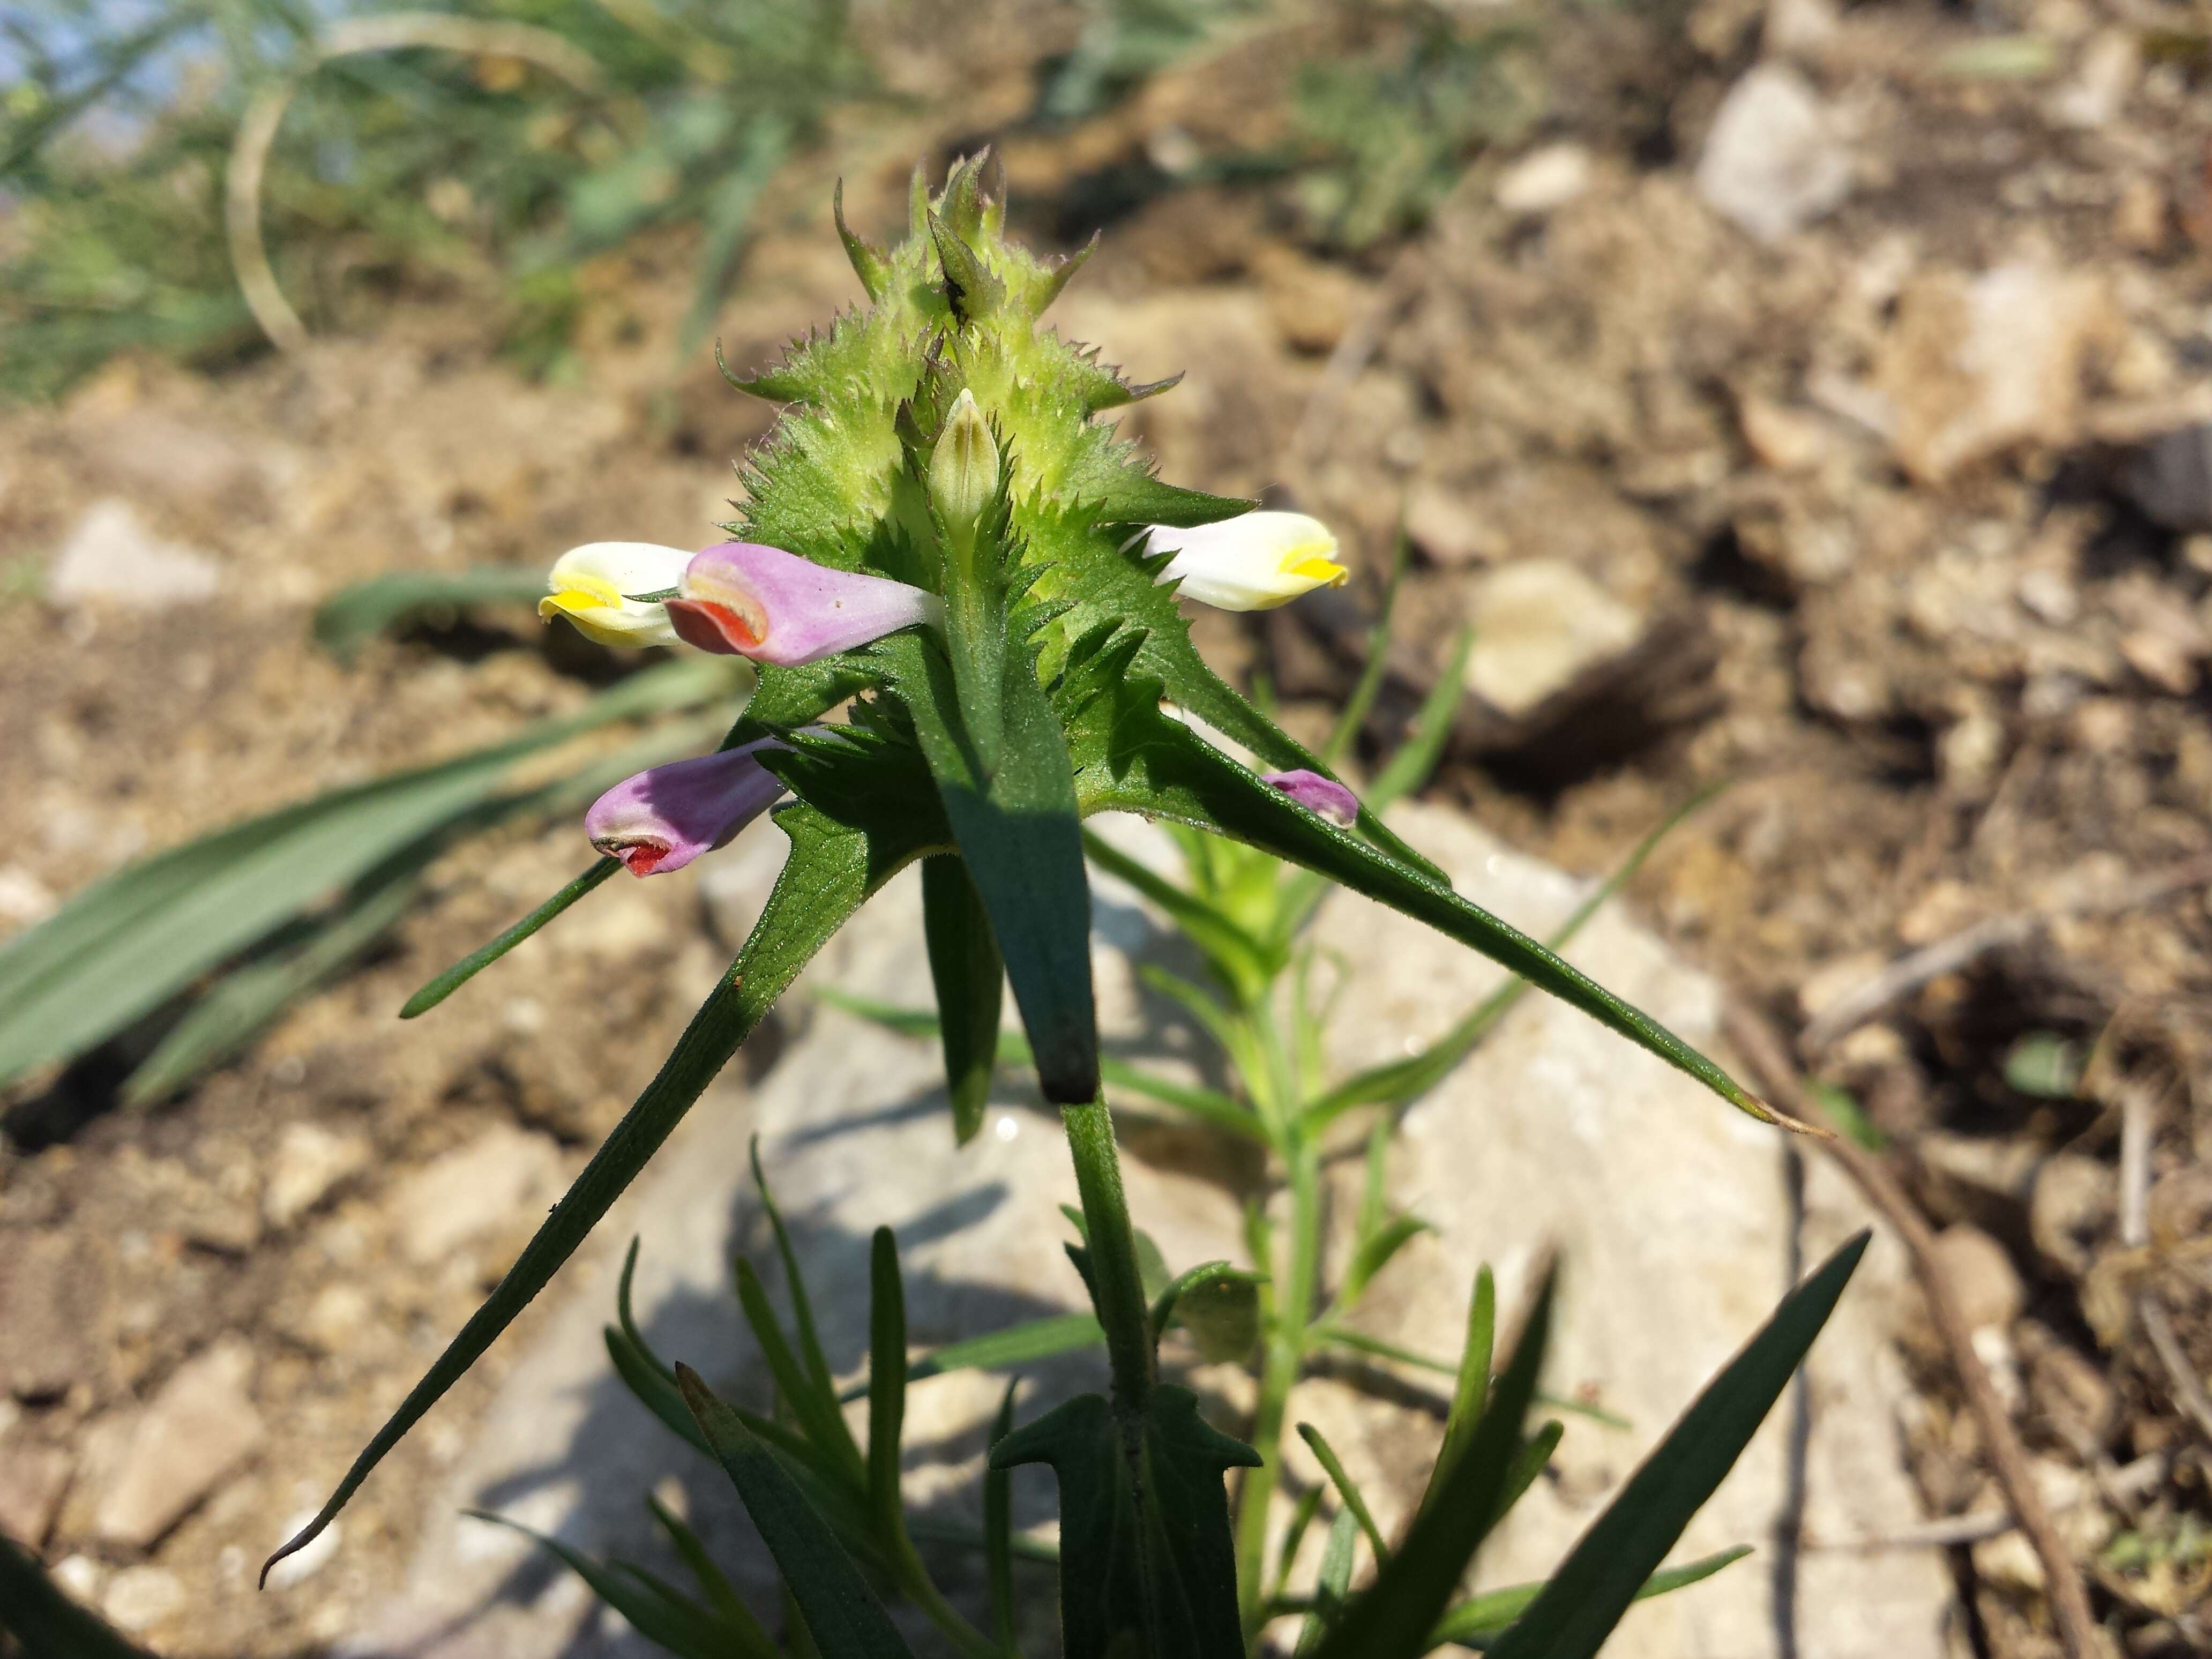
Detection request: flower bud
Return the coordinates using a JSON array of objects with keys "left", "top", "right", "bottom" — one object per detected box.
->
[
  {"left": 928, "top": 388, "right": 999, "bottom": 533},
  {"left": 540, "top": 542, "right": 693, "bottom": 647},
  {"left": 667, "top": 542, "right": 941, "bottom": 666},
  {"left": 1146, "top": 512, "right": 1347, "bottom": 611},
  {"left": 584, "top": 739, "right": 789, "bottom": 876},
  {"left": 1262, "top": 769, "right": 1358, "bottom": 827}
]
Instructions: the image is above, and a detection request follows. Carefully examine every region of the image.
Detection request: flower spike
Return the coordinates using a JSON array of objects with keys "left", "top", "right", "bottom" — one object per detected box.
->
[
  {"left": 1146, "top": 511, "right": 1348, "bottom": 611},
  {"left": 541, "top": 542, "right": 693, "bottom": 647},
  {"left": 1264, "top": 769, "right": 1359, "bottom": 826},
  {"left": 584, "top": 739, "right": 789, "bottom": 876},
  {"left": 668, "top": 542, "right": 942, "bottom": 667}
]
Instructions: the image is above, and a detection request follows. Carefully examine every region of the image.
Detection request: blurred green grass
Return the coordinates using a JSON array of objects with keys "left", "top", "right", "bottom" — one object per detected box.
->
[{"left": 0, "top": 0, "right": 869, "bottom": 400}]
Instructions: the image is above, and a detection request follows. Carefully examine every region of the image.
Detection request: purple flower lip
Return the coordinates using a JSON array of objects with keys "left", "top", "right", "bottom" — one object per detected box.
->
[
  {"left": 585, "top": 738, "right": 789, "bottom": 877},
  {"left": 668, "top": 541, "right": 940, "bottom": 667},
  {"left": 1262, "top": 769, "right": 1358, "bottom": 827}
]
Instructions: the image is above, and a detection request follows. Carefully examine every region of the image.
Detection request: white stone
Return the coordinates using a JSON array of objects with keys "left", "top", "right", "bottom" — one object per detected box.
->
[
  {"left": 265, "top": 1122, "right": 372, "bottom": 1228},
  {"left": 1496, "top": 143, "right": 1592, "bottom": 215},
  {"left": 388, "top": 1124, "right": 566, "bottom": 1266},
  {"left": 1695, "top": 65, "right": 1852, "bottom": 243},
  {"left": 1462, "top": 558, "right": 1645, "bottom": 716},
  {"left": 48, "top": 499, "right": 222, "bottom": 609},
  {"left": 103, "top": 1565, "right": 186, "bottom": 1631},
  {"left": 51, "top": 1553, "right": 104, "bottom": 1602},
  {"left": 95, "top": 1337, "right": 265, "bottom": 1549},
  {"left": 351, "top": 808, "right": 1952, "bottom": 1656}
]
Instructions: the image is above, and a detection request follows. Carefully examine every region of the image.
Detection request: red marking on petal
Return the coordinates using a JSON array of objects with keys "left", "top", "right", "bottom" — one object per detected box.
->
[
  {"left": 602, "top": 839, "right": 671, "bottom": 876},
  {"left": 667, "top": 596, "right": 767, "bottom": 656}
]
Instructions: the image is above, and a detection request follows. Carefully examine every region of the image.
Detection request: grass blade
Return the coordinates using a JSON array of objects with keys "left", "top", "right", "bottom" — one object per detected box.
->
[
  {"left": 1311, "top": 1265, "right": 1554, "bottom": 1659},
  {"left": 312, "top": 565, "right": 551, "bottom": 662},
  {"left": 1428, "top": 1546, "right": 1751, "bottom": 1649},
  {"left": 648, "top": 1493, "right": 783, "bottom": 1654},
  {"left": 1296, "top": 1424, "right": 1387, "bottom": 1561},
  {"left": 866, "top": 1227, "right": 906, "bottom": 1534},
  {"left": 678, "top": 1365, "right": 918, "bottom": 1659},
  {"left": 401, "top": 858, "right": 618, "bottom": 1018},
  {"left": 1294, "top": 1507, "right": 1362, "bottom": 1658},
  {"left": 1424, "top": 1265, "right": 1494, "bottom": 1513},
  {"left": 464, "top": 1511, "right": 743, "bottom": 1659},
  {"left": 1481, "top": 1235, "right": 1868, "bottom": 1659}
]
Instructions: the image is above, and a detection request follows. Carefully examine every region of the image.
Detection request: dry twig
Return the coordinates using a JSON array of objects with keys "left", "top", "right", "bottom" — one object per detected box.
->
[
  {"left": 1724, "top": 1000, "right": 2104, "bottom": 1659},
  {"left": 1799, "top": 853, "right": 2212, "bottom": 1056}
]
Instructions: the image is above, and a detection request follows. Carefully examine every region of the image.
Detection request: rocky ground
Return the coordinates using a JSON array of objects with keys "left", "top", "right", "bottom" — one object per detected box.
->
[{"left": 3, "top": 0, "right": 2211, "bottom": 1652}]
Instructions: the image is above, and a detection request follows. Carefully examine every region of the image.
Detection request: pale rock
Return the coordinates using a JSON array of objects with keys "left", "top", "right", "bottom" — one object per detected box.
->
[
  {"left": 96, "top": 1337, "right": 265, "bottom": 1549},
  {"left": 2030, "top": 1154, "right": 2114, "bottom": 1277},
  {"left": 1972, "top": 1527, "right": 2047, "bottom": 1594},
  {"left": 549, "top": 880, "right": 668, "bottom": 964},
  {"left": 1738, "top": 393, "right": 1829, "bottom": 472},
  {"left": 388, "top": 1124, "right": 566, "bottom": 1266},
  {"left": 1796, "top": 950, "right": 1886, "bottom": 1022},
  {"left": 2112, "top": 176, "right": 2168, "bottom": 252},
  {"left": 1695, "top": 65, "right": 1853, "bottom": 243},
  {"left": 51, "top": 1553, "right": 104, "bottom": 1603},
  {"left": 1403, "top": 483, "right": 1500, "bottom": 566},
  {"left": 696, "top": 828, "right": 795, "bottom": 953},
  {"left": 1462, "top": 558, "right": 1644, "bottom": 716},
  {"left": 352, "top": 808, "right": 1952, "bottom": 1656},
  {"left": 2049, "top": 29, "right": 2138, "bottom": 130},
  {"left": 1764, "top": 0, "right": 1841, "bottom": 57},
  {"left": 0, "top": 1232, "right": 101, "bottom": 1401},
  {"left": 0, "top": 1440, "right": 73, "bottom": 1546},
  {"left": 103, "top": 1565, "right": 186, "bottom": 1632},
  {"left": 0, "top": 864, "right": 57, "bottom": 931},
  {"left": 73, "top": 409, "right": 266, "bottom": 504},
  {"left": 290, "top": 1282, "right": 376, "bottom": 1355},
  {"left": 1877, "top": 263, "right": 2118, "bottom": 484},
  {"left": 1495, "top": 143, "right": 1592, "bottom": 215},
  {"left": 48, "top": 499, "right": 222, "bottom": 609},
  {"left": 265, "top": 1122, "right": 373, "bottom": 1228}
]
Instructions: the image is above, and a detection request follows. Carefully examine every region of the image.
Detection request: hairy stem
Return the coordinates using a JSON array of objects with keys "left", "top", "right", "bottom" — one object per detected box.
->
[{"left": 1063, "top": 1098, "right": 1155, "bottom": 1413}]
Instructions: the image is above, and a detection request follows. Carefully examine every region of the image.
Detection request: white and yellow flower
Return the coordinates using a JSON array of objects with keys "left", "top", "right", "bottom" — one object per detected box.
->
[
  {"left": 540, "top": 542, "right": 694, "bottom": 648},
  {"left": 1146, "top": 512, "right": 1347, "bottom": 611}
]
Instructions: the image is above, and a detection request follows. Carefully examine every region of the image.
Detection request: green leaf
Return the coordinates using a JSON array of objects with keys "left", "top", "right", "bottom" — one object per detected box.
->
[
  {"left": 1162, "top": 1267, "right": 1263, "bottom": 1364},
  {"left": 1428, "top": 1546, "right": 1752, "bottom": 1649},
  {"left": 1366, "top": 626, "right": 1472, "bottom": 814},
  {"left": 1068, "top": 706, "right": 1779, "bottom": 1127},
  {"left": 1297, "top": 1424, "right": 1387, "bottom": 1561},
  {"left": 1481, "top": 1234, "right": 1867, "bottom": 1659},
  {"left": 1091, "top": 475, "right": 1254, "bottom": 529},
  {"left": 1149, "top": 1260, "right": 1264, "bottom": 1346},
  {"left": 1303, "top": 782, "right": 1725, "bottom": 1130},
  {"left": 866, "top": 1227, "right": 907, "bottom": 1533},
  {"left": 677, "top": 1366, "right": 918, "bottom": 1659},
  {"left": 649, "top": 1492, "right": 783, "bottom": 1653},
  {"left": 2003, "top": 1032, "right": 2083, "bottom": 1100},
  {"left": 833, "top": 178, "right": 891, "bottom": 302},
  {"left": 401, "top": 858, "right": 618, "bottom": 1019},
  {"left": 921, "top": 856, "right": 1005, "bottom": 1143},
  {"left": 900, "top": 1311, "right": 1106, "bottom": 1389},
  {"left": 876, "top": 619, "right": 1098, "bottom": 1107},
  {"left": 1494, "top": 1421, "right": 1563, "bottom": 1526},
  {"left": 991, "top": 1386, "right": 1261, "bottom": 1659},
  {"left": 121, "top": 868, "right": 422, "bottom": 1104},
  {"left": 1424, "top": 1266, "right": 1494, "bottom": 1514},
  {"left": 738, "top": 1258, "right": 867, "bottom": 1484},
  {"left": 1337, "top": 1214, "right": 1430, "bottom": 1310},
  {"left": 311, "top": 565, "right": 551, "bottom": 662},
  {"left": 464, "top": 1511, "right": 753, "bottom": 1659},
  {"left": 265, "top": 730, "right": 945, "bottom": 1586},
  {"left": 0, "top": 655, "right": 733, "bottom": 1093},
  {"left": 1294, "top": 1508, "right": 1363, "bottom": 1658},
  {"left": 1272, "top": 1486, "right": 1327, "bottom": 1608},
  {"left": 0, "top": 1535, "right": 158, "bottom": 1659},
  {"left": 749, "top": 1136, "right": 843, "bottom": 1407},
  {"left": 1311, "top": 1265, "right": 1554, "bottom": 1659},
  {"left": 985, "top": 1381, "right": 1019, "bottom": 1651}
]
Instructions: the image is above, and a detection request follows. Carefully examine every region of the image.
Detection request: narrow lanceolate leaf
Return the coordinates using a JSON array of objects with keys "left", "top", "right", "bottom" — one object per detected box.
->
[
  {"left": 1064, "top": 688, "right": 1785, "bottom": 1127},
  {"left": 1481, "top": 1235, "right": 1869, "bottom": 1659},
  {"left": 677, "top": 1366, "right": 918, "bottom": 1659},
  {"left": 985, "top": 1381, "right": 1019, "bottom": 1651},
  {"left": 1424, "top": 1266, "right": 1496, "bottom": 1514},
  {"left": 991, "top": 1387, "right": 1261, "bottom": 1659},
  {"left": 0, "top": 654, "right": 732, "bottom": 1092},
  {"left": 1294, "top": 1508, "right": 1363, "bottom": 1659},
  {"left": 650, "top": 1492, "right": 784, "bottom": 1653},
  {"left": 1311, "top": 1267, "right": 1555, "bottom": 1659},
  {"left": 311, "top": 564, "right": 551, "bottom": 662},
  {"left": 402, "top": 858, "right": 618, "bottom": 1018},
  {"left": 121, "top": 869, "right": 422, "bottom": 1104},
  {"left": 737, "top": 1258, "right": 866, "bottom": 1483},
  {"left": 0, "top": 1535, "right": 158, "bottom": 1659},
  {"left": 875, "top": 624, "right": 1098, "bottom": 1106},
  {"left": 749, "top": 1135, "right": 841, "bottom": 1404},
  {"left": 264, "top": 729, "right": 951, "bottom": 1585},
  {"left": 921, "top": 855, "right": 1004, "bottom": 1142},
  {"left": 464, "top": 1511, "right": 754, "bottom": 1659},
  {"left": 1428, "top": 1547, "right": 1751, "bottom": 1650},
  {"left": 866, "top": 1228, "right": 907, "bottom": 1534},
  {"left": 1296, "top": 1424, "right": 1387, "bottom": 1561}
]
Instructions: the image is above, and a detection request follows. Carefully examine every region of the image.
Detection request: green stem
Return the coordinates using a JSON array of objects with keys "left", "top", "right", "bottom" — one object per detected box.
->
[
  {"left": 1235, "top": 1120, "right": 1321, "bottom": 1633},
  {"left": 1062, "top": 1098, "right": 1155, "bottom": 1413}
]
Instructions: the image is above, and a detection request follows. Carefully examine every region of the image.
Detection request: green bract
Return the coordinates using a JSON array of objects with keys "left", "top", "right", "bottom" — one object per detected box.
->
[{"left": 263, "top": 156, "right": 1795, "bottom": 1602}]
